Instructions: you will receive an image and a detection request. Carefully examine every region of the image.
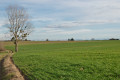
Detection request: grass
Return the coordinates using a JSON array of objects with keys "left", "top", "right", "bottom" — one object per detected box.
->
[
  {"left": 6, "top": 40, "right": 120, "bottom": 80},
  {"left": 0, "top": 53, "right": 6, "bottom": 60}
]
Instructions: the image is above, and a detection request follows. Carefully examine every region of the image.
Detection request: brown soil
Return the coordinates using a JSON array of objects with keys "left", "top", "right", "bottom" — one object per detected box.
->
[
  {"left": 3, "top": 54, "right": 25, "bottom": 80},
  {"left": 0, "top": 51, "right": 25, "bottom": 80},
  {"left": 2, "top": 41, "right": 91, "bottom": 46}
]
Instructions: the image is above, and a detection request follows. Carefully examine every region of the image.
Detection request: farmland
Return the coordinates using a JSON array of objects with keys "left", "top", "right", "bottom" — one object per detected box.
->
[{"left": 5, "top": 40, "right": 120, "bottom": 80}]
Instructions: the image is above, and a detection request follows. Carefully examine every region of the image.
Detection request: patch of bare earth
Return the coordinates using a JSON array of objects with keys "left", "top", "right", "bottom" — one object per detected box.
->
[
  {"left": 3, "top": 54, "right": 25, "bottom": 80},
  {"left": 0, "top": 51, "right": 25, "bottom": 80}
]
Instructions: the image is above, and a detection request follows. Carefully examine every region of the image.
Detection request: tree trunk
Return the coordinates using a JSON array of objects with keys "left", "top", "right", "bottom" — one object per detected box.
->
[{"left": 15, "top": 41, "right": 18, "bottom": 52}]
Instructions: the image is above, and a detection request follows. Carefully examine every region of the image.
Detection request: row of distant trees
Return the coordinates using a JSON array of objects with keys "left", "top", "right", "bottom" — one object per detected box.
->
[
  {"left": 45, "top": 38, "right": 75, "bottom": 41},
  {"left": 109, "top": 38, "right": 119, "bottom": 40},
  {"left": 45, "top": 38, "right": 119, "bottom": 41},
  {"left": 68, "top": 38, "right": 74, "bottom": 41}
]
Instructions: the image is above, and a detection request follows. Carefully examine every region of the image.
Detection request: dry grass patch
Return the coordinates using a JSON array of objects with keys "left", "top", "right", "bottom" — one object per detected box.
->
[{"left": 0, "top": 42, "right": 6, "bottom": 52}]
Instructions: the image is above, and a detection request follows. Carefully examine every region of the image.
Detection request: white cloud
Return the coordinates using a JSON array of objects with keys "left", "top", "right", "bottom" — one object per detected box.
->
[
  {"left": 31, "top": 17, "right": 54, "bottom": 22},
  {"left": 45, "top": 20, "right": 120, "bottom": 28},
  {"left": 0, "top": 33, "right": 10, "bottom": 40},
  {"left": 0, "top": 21, "right": 5, "bottom": 27},
  {"left": 58, "top": 0, "right": 120, "bottom": 20},
  {"left": 59, "top": 29, "right": 92, "bottom": 35},
  {"left": 0, "top": 24, "right": 3, "bottom": 27},
  {"left": 34, "top": 27, "right": 92, "bottom": 35},
  {"left": 20, "top": 0, "right": 52, "bottom": 4},
  {"left": 21, "top": 0, "right": 120, "bottom": 28}
]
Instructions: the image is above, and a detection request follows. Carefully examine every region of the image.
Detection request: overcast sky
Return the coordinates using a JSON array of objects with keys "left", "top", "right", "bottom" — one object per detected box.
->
[{"left": 0, "top": 0, "right": 120, "bottom": 40}]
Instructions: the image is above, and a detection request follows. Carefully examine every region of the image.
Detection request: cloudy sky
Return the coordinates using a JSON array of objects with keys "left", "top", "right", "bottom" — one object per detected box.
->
[{"left": 0, "top": 0, "right": 120, "bottom": 40}]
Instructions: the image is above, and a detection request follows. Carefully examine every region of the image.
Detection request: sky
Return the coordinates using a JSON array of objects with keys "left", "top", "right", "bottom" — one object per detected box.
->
[{"left": 0, "top": 0, "right": 120, "bottom": 41}]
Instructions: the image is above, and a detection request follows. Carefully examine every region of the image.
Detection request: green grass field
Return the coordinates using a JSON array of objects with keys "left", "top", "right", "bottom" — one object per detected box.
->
[{"left": 6, "top": 41, "right": 120, "bottom": 80}]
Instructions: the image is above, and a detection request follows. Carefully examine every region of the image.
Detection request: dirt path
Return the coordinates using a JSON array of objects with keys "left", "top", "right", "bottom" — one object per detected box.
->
[
  {"left": 0, "top": 51, "right": 25, "bottom": 80},
  {"left": 3, "top": 54, "right": 25, "bottom": 80}
]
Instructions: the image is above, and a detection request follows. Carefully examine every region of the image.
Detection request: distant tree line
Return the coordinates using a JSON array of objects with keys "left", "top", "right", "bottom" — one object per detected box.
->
[
  {"left": 109, "top": 38, "right": 119, "bottom": 40},
  {"left": 45, "top": 38, "right": 75, "bottom": 41},
  {"left": 46, "top": 39, "right": 49, "bottom": 41},
  {"left": 68, "top": 38, "right": 74, "bottom": 41}
]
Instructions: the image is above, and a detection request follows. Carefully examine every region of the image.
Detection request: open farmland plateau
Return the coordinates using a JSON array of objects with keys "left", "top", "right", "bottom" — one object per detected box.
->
[{"left": 5, "top": 40, "right": 120, "bottom": 80}]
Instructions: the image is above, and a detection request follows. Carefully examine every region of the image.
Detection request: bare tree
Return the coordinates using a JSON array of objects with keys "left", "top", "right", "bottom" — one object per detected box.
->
[{"left": 6, "top": 5, "right": 33, "bottom": 52}]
